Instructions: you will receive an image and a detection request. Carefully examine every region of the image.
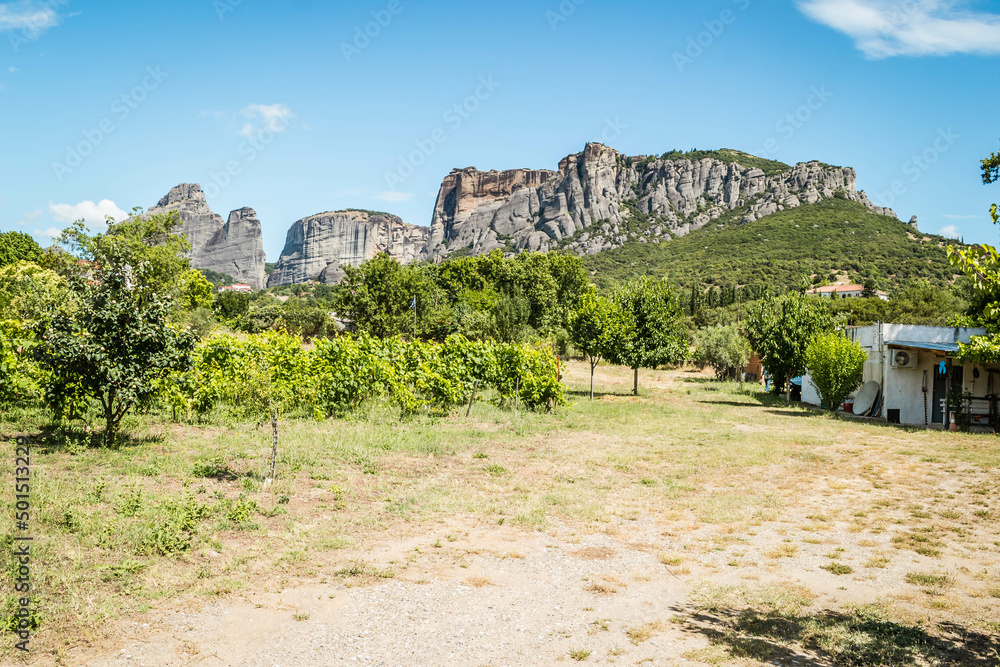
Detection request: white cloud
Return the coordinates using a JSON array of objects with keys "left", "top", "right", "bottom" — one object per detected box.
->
[
  {"left": 939, "top": 224, "right": 961, "bottom": 238},
  {"left": 942, "top": 213, "right": 980, "bottom": 219},
  {"left": 796, "top": 0, "right": 1000, "bottom": 58},
  {"left": 15, "top": 208, "right": 41, "bottom": 226},
  {"left": 238, "top": 103, "right": 295, "bottom": 138},
  {"left": 49, "top": 199, "right": 127, "bottom": 229},
  {"left": 376, "top": 191, "right": 414, "bottom": 203},
  {"left": 33, "top": 227, "right": 61, "bottom": 240},
  {"left": 8, "top": 66, "right": 17, "bottom": 73}
]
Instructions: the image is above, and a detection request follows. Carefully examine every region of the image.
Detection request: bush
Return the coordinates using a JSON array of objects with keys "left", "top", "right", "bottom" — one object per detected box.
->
[
  {"left": 805, "top": 332, "right": 868, "bottom": 411},
  {"left": 694, "top": 324, "right": 751, "bottom": 380}
]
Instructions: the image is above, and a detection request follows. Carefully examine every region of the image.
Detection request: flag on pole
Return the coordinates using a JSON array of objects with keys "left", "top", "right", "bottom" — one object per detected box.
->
[{"left": 410, "top": 296, "right": 417, "bottom": 310}]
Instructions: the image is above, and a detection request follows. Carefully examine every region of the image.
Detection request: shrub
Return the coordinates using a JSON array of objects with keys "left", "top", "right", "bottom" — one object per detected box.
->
[
  {"left": 805, "top": 332, "right": 867, "bottom": 411},
  {"left": 694, "top": 324, "right": 751, "bottom": 380}
]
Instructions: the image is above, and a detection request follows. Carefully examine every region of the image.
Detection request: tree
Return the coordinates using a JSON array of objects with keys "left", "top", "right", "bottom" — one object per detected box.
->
[
  {"left": 334, "top": 254, "right": 438, "bottom": 339},
  {"left": 569, "top": 292, "right": 630, "bottom": 399},
  {"left": 694, "top": 324, "right": 751, "bottom": 381},
  {"left": 57, "top": 210, "right": 191, "bottom": 294},
  {"left": 0, "top": 231, "right": 43, "bottom": 268},
  {"left": 947, "top": 146, "right": 1000, "bottom": 362},
  {"left": 178, "top": 269, "right": 215, "bottom": 311},
  {"left": 887, "top": 281, "right": 966, "bottom": 325},
  {"left": 805, "top": 332, "right": 867, "bottom": 412},
  {"left": 214, "top": 290, "right": 252, "bottom": 321},
  {"left": 609, "top": 278, "right": 688, "bottom": 396},
  {"left": 744, "top": 293, "right": 831, "bottom": 405},
  {"left": 34, "top": 250, "right": 196, "bottom": 447}
]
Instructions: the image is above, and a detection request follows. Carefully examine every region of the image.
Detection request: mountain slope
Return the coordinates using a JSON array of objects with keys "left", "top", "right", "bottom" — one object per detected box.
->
[{"left": 582, "top": 198, "right": 962, "bottom": 292}]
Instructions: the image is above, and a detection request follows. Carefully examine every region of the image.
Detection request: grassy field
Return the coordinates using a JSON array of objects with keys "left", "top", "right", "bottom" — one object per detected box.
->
[{"left": 3, "top": 361, "right": 1000, "bottom": 665}]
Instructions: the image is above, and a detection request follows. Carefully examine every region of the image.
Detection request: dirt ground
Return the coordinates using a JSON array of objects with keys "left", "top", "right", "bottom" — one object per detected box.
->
[{"left": 11, "top": 363, "right": 1000, "bottom": 666}]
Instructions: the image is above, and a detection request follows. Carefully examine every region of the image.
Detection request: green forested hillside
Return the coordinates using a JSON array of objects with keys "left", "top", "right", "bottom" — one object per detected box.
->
[{"left": 583, "top": 199, "right": 963, "bottom": 292}]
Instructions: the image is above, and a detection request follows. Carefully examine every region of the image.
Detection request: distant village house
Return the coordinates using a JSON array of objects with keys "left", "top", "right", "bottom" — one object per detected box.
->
[
  {"left": 804, "top": 284, "right": 889, "bottom": 301},
  {"left": 218, "top": 284, "right": 254, "bottom": 294}
]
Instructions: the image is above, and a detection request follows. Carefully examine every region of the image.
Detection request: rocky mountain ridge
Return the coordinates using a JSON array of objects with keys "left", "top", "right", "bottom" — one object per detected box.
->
[
  {"left": 266, "top": 210, "right": 429, "bottom": 287},
  {"left": 147, "top": 184, "right": 268, "bottom": 290},
  {"left": 152, "top": 144, "right": 908, "bottom": 289},
  {"left": 421, "top": 143, "right": 898, "bottom": 259}
]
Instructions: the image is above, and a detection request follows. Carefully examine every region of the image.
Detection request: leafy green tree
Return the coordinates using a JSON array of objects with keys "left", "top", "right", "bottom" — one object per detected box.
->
[
  {"left": 609, "top": 278, "right": 688, "bottom": 396},
  {"left": 178, "top": 269, "right": 215, "bottom": 311},
  {"left": 334, "top": 253, "right": 438, "bottom": 339},
  {"left": 805, "top": 332, "right": 867, "bottom": 412},
  {"left": 694, "top": 324, "right": 751, "bottom": 381},
  {"left": 948, "top": 146, "right": 1000, "bottom": 361},
  {"left": 569, "top": 292, "right": 630, "bottom": 399},
  {"left": 214, "top": 291, "right": 252, "bottom": 322},
  {"left": 0, "top": 231, "right": 43, "bottom": 268},
  {"left": 0, "top": 261, "right": 70, "bottom": 324},
  {"left": 744, "top": 293, "right": 831, "bottom": 404},
  {"left": 888, "top": 281, "right": 966, "bottom": 325},
  {"left": 34, "top": 250, "right": 196, "bottom": 447},
  {"left": 57, "top": 210, "right": 191, "bottom": 294}
]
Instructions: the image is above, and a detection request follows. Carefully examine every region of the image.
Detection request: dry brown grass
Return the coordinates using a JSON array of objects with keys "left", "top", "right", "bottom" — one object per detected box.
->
[{"left": 3, "top": 361, "right": 1000, "bottom": 663}]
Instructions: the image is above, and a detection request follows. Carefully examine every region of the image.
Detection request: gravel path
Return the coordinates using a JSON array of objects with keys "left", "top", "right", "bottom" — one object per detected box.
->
[{"left": 72, "top": 521, "right": 706, "bottom": 666}]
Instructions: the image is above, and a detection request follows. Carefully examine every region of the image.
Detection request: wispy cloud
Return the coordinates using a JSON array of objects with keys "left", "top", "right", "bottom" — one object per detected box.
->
[
  {"left": 49, "top": 199, "right": 126, "bottom": 229},
  {"left": 0, "top": 1, "right": 58, "bottom": 32},
  {"left": 33, "top": 226, "right": 61, "bottom": 240},
  {"left": 238, "top": 103, "right": 295, "bottom": 138},
  {"left": 796, "top": 0, "right": 1000, "bottom": 58},
  {"left": 376, "top": 191, "right": 414, "bottom": 203},
  {"left": 15, "top": 208, "right": 41, "bottom": 226},
  {"left": 942, "top": 213, "right": 981, "bottom": 219},
  {"left": 939, "top": 224, "right": 961, "bottom": 239}
]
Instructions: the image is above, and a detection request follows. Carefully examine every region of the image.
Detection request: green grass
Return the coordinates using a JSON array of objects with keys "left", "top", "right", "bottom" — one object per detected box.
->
[
  {"left": 2, "top": 362, "right": 1000, "bottom": 661},
  {"left": 584, "top": 198, "right": 962, "bottom": 292}
]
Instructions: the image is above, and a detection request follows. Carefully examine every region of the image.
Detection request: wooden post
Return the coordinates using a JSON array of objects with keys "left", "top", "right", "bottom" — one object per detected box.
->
[
  {"left": 268, "top": 409, "right": 278, "bottom": 482},
  {"left": 514, "top": 377, "right": 520, "bottom": 419},
  {"left": 466, "top": 379, "right": 480, "bottom": 418},
  {"left": 633, "top": 368, "right": 639, "bottom": 397}
]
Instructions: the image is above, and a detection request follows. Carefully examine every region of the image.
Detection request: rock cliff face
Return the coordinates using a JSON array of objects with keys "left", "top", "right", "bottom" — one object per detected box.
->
[
  {"left": 267, "top": 210, "right": 430, "bottom": 287},
  {"left": 148, "top": 184, "right": 267, "bottom": 289},
  {"left": 421, "top": 144, "right": 899, "bottom": 259}
]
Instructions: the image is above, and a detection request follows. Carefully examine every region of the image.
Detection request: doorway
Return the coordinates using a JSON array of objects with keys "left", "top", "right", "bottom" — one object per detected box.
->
[{"left": 932, "top": 361, "right": 963, "bottom": 426}]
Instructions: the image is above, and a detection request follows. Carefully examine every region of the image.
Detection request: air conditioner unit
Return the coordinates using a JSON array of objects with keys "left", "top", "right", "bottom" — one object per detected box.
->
[{"left": 891, "top": 349, "right": 918, "bottom": 369}]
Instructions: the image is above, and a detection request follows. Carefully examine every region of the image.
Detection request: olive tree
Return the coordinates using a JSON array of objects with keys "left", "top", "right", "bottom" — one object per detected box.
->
[{"left": 694, "top": 324, "right": 751, "bottom": 381}]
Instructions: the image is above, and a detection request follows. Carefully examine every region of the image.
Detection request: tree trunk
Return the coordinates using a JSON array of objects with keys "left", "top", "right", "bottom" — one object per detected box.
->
[
  {"left": 590, "top": 360, "right": 596, "bottom": 401},
  {"left": 633, "top": 368, "right": 639, "bottom": 397},
  {"left": 104, "top": 393, "right": 117, "bottom": 449},
  {"left": 785, "top": 375, "right": 792, "bottom": 407}
]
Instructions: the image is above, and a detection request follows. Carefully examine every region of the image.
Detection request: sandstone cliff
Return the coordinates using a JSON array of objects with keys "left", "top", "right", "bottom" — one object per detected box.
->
[
  {"left": 267, "top": 210, "right": 430, "bottom": 287},
  {"left": 148, "top": 184, "right": 267, "bottom": 289},
  {"left": 421, "top": 144, "right": 899, "bottom": 259}
]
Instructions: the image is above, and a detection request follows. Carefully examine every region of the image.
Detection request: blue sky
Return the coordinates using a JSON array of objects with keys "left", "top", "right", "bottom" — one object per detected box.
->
[{"left": 0, "top": 0, "right": 998, "bottom": 261}]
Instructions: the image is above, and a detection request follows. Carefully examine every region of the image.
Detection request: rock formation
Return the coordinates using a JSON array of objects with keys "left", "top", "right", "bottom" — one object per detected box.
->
[
  {"left": 421, "top": 144, "right": 900, "bottom": 259},
  {"left": 148, "top": 184, "right": 267, "bottom": 289},
  {"left": 909, "top": 215, "right": 919, "bottom": 231},
  {"left": 267, "top": 210, "right": 430, "bottom": 287}
]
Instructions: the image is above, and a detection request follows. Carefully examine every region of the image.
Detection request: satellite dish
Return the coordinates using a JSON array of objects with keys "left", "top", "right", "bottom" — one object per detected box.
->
[
  {"left": 894, "top": 351, "right": 910, "bottom": 367},
  {"left": 853, "top": 381, "right": 880, "bottom": 416}
]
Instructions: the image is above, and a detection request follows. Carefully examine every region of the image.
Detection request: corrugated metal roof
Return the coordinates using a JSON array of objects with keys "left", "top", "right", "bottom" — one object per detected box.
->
[{"left": 886, "top": 340, "right": 961, "bottom": 353}]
